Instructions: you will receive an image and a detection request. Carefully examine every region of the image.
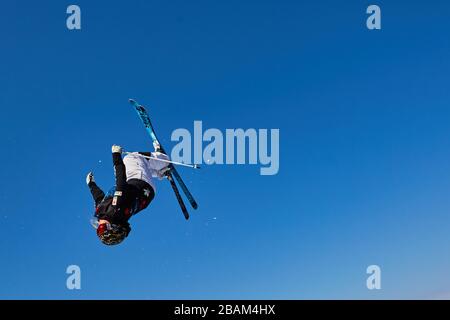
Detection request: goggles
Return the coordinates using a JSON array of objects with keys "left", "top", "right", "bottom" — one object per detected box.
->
[{"left": 96, "top": 221, "right": 112, "bottom": 236}]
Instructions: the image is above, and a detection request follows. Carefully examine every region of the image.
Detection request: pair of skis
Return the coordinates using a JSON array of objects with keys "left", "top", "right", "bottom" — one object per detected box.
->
[{"left": 129, "top": 99, "right": 198, "bottom": 220}]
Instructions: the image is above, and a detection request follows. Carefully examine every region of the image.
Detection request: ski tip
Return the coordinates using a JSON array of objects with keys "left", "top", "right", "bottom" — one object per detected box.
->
[
  {"left": 128, "top": 98, "right": 136, "bottom": 104},
  {"left": 192, "top": 203, "right": 198, "bottom": 210}
]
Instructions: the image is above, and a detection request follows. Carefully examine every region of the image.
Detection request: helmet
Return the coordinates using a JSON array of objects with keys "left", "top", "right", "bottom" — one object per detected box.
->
[{"left": 96, "top": 222, "right": 130, "bottom": 246}]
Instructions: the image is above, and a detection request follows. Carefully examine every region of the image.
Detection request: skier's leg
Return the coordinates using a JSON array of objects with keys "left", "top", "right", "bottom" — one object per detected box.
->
[
  {"left": 123, "top": 153, "right": 156, "bottom": 190},
  {"left": 137, "top": 151, "right": 170, "bottom": 171},
  {"left": 137, "top": 152, "right": 152, "bottom": 157},
  {"left": 146, "top": 152, "right": 170, "bottom": 172},
  {"left": 127, "top": 179, "right": 155, "bottom": 214},
  {"left": 124, "top": 154, "right": 156, "bottom": 214}
]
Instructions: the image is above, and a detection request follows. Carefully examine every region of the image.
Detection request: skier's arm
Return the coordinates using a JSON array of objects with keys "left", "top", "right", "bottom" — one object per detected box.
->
[
  {"left": 112, "top": 145, "right": 127, "bottom": 189},
  {"left": 86, "top": 172, "right": 105, "bottom": 206},
  {"left": 89, "top": 182, "right": 105, "bottom": 206}
]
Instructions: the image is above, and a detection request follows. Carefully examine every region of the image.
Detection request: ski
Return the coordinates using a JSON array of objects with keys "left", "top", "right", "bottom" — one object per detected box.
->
[
  {"left": 170, "top": 167, "right": 198, "bottom": 209},
  {"left": 166, "top": 173, "right": 189, "bottom": 220},
  {"left": 129, "top": 99, "right": 198, "bottom": 213}
]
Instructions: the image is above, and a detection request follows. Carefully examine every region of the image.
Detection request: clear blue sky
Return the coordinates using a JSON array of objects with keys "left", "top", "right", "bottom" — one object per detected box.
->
[{"left": 1, "top": 0, "right": 450, "bottom": 299}]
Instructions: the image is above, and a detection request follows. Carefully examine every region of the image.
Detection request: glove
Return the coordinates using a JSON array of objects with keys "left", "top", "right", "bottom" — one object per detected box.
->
[
  {"left": 157, "top": 166, "right": 171, "bottom": 180},
  {"left": 86, "top": 172, "right": 95, "bottom": 185},
  {"left": 153, "top": 141, "right": 161, "bottom": 152},
  {"left": 112, "top": 145, "right": 122, "bottom": 154}
]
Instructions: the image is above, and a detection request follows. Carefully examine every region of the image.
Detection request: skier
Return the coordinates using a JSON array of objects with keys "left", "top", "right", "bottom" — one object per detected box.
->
[{"left": 86, "top": 143, "right": 170, "bottom": 246}]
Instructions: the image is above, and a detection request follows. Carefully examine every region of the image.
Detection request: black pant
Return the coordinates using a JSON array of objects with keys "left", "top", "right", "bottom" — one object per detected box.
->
[{"left": 112, "top": 152, "right": 155, "bottom": 215}]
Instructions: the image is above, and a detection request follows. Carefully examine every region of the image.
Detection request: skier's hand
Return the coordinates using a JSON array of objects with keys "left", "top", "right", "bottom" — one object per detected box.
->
[
  {"left": 153, "top": 141, "right": 161, "bottom": 152},
  {"left": 86, "top": 172, "right": 95, "bottom": 185},
  {"left": 112, "top": 145, "right": 122, "bottom": 154},
  {"left": 157, "top": 167, "right": 171, "bottom": 180}
]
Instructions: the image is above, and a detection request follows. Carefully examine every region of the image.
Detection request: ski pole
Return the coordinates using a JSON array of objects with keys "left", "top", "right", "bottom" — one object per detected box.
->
[{"left": 123, "top": 151, "right": 201, "bottom": 169}]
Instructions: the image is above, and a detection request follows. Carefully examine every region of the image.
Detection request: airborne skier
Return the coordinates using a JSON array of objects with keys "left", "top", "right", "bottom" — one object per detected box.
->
[
  {"left": 86, "top": 99, "right": 198, "bottom": 246},
  {"left": 86, "top": 143, "right": 170, "bottom": 246}
]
